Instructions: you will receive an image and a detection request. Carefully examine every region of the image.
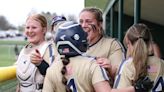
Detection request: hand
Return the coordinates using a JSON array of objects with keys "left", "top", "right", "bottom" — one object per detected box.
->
[
  {"left": 30, "top": 49, "right": 43, "bottom": 65},
  {"left": 96, "top": 57, "right": 111, "bottom": 69},
  {"left": 134, "top": 76, "right": 154, "bottom": 92}
]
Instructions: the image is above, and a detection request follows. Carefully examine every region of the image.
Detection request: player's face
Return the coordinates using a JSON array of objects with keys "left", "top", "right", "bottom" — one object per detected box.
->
[
  {"left": 25, "top": 19, "right": 46, "bottom": 45},
  {"left": 79, "top": 11, "right": 101, "bottom": 45}
]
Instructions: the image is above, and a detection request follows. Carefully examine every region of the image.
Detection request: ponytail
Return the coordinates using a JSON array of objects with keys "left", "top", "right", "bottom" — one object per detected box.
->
[{"left": 132, "top": 38, "right": 148, "bottom": 82}]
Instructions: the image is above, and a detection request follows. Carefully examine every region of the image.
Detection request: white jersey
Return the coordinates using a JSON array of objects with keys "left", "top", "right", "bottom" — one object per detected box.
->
[{"left": 16, "top": 41, "right": 56, "bottom": 92}]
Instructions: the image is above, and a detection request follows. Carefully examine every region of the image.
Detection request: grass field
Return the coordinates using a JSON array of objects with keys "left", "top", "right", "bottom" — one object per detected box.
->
[
  {"left": 0, "top": 45, "right": 16, "bottom": 66},
  {"left": 0, "top": 40, "right": 26, "bottom": 66},
  {"left": 0, "top": 79, "right": 18, "bottom": 92},
  {"left": 0, "top": 40, "right": 26, "bottom": 92}
]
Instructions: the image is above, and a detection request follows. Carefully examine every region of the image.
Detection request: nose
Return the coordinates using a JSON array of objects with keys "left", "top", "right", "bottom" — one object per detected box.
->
[
  {"left": 28, "top": 28, "right": 33, "bottom": 32},
  {"left": 80, "top": 21, "right": 88, "bottom": 28},
  {"left": 25, "top": 27, "right": 33, "bottom": 36}
]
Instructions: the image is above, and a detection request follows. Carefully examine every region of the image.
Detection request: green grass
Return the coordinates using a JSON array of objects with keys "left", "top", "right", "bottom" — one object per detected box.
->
[
  {"left": 0, "top": 40, "right": 25, "bottom": 92},
  {"left": 0, "top": 79, "right": 18, "bottom": 92},
  {"left": 0, "top": 46, "right": 15, "bottom": 66},
  {"left": 0, "top": 40, "right": 26, "bottom": 67},
  {"left": 0, "top": 40, "right": 27, "bottom": 45}
]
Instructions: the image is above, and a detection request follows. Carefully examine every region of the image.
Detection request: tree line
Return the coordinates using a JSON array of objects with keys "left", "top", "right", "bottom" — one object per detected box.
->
[{"left": 0, "top": 11, "right": 77, "bottom": 31}]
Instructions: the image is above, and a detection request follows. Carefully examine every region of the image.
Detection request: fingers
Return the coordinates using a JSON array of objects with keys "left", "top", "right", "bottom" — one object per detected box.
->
[
  {"left": 35, "top": 49, "right": 40, "bottom": 54},
  {"left": 96, "top": 57, "right": 111, "bottom": 68},
  {"left": 30, "top": 49, "right": 43, "bottom": 65}
]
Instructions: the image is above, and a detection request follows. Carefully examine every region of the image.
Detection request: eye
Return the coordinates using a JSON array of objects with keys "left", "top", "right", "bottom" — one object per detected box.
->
[
  {"left": 26, "top": 26, "right": 30, "bottom": 29},
  {"left": 86, "top": 20, "right": 93, "bottom": 24},
  {"left": 79, "top": 20, "right": 83, "bottom": 24}
]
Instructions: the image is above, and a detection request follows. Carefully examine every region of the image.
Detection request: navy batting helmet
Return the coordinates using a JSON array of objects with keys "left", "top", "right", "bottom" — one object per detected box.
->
[
  {"left": 54, "top": 21, "right": 88, "bottom": 57},
  {"left": 51, "top": 16, "right": 66, "bottom": 26}
]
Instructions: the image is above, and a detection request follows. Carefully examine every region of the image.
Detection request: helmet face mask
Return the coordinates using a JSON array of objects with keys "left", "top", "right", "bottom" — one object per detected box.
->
[{"left": 54, "top": 21, "right": 88, "bottom": 57}]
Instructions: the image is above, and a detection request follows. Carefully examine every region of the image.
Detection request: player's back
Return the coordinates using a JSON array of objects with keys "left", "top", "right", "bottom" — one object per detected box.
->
[
  {"left": 43, "top": 55, "right": 108, "bottom": 92},
  {"left": 148, "top": 56, "right": 164, "bottom": 92},
  {"left": 114, "top": 56, "right": 164, "bottom": 92}
]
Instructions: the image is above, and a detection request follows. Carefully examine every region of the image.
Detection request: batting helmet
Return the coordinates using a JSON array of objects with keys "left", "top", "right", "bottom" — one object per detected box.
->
[
  {"left": 54, "top": 21, "right": 88, "bottom": 57},
  {"left": 51, "top": 16, "right": 66, "bottom": 26}
]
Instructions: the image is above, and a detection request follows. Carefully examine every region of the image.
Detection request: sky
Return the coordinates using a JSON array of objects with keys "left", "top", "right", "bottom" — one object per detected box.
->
[{"left": 0, "top": 0, "right": 84, "bottom": 26}]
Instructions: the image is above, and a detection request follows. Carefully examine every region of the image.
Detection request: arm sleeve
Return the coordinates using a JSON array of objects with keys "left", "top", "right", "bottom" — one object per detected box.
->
[
  {"left": 91, "top": 63, "right": 109, "bottom": 85},
  {"left": 37, "top": 60, "right": 49, "bottom": 75},
  {"left": 109, "top": 40, "right": 125, "bottom": 69},
  {"left": 116, "top": 61, "right": 135, "bottom": 88}
]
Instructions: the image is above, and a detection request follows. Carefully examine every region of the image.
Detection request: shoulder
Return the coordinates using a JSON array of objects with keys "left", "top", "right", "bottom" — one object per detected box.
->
[
  {"left": 148, "top": 56, "right": 162, "bottom": 65},
  {"left": 46, "top": 60, "right": 62, "bottom": 76},
  {"left": 148, "top": 56, "right": 164, "bottom": 72},
  {"left": 120, "top": 58, "right": 134, "bottom": 73},
  {"left": 101, "top": 36, "right": 115, "bottom": 43},
  {"left": 70, "top": 56, "right": 98, "bottom": 69},
  {"left": 70, "top": 56, "right": 96, "bottom": 63},
  {"left": 18, "top": 43, "right": 34, "bottom": 54},
  {"left": 103, "top": 37, "right": 123, "bottom": 48},
  {"left": 118, "top": 58, "right": 135, "bottom": 79}
]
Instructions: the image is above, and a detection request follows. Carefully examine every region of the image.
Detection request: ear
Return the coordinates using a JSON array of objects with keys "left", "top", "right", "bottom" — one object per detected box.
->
[{"left": 42, "top": 27, "right": 47, "bottom": 34}]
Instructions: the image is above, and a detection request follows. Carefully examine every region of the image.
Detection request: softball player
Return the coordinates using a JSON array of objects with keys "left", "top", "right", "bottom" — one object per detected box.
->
[
  {"left": 43, "top": 21, "right": 153, "bottom": 92},
  {"left": 114, "top": 23, "right": 164, "bottom": 92},
  {"left": 16, "top": 14, "right": 57, "bottom": 92},
  {"left": 42, "top": 21, "right": 111, "bottom": 92},
  {"left": 45, "top": 16, "right": 66, "bottom": 41},
  {"left": 79, "top": 7, "right": 125, "bottom": 83}
]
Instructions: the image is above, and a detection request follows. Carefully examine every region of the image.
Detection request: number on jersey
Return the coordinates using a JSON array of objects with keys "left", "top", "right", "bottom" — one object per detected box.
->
[{"left": 67, "top": 78, "right": 77, "bottom": 92}]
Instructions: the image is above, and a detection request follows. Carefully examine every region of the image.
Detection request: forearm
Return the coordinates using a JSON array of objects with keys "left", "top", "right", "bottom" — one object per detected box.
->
[{"left": 36, "top": 60, "right": 49, "bottom": 75}]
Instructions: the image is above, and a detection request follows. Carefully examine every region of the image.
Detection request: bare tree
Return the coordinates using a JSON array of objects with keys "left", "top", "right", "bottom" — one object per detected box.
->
[{"left": 0, "top": 15, "right": 16, "bottom": 30}]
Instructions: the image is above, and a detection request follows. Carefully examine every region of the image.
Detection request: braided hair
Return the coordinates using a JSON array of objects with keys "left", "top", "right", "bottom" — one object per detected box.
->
[{"left": 61, "top": 56, "right": 72, "bottom": 92}]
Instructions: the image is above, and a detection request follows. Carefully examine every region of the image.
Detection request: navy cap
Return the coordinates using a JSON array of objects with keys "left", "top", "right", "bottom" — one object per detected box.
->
[{"left": 51, "top": 16, "right": 66, "bottom": 26}]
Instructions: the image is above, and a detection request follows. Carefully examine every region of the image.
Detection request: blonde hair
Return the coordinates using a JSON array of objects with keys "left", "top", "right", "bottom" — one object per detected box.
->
[
  {"left": 26, "top": 14, "right": 47, "bottom": 28},
  {"left": 123, "top": 23, "right": 153, "bottom": 82}
]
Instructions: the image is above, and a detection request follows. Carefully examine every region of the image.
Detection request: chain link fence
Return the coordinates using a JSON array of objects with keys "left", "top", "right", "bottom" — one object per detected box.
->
[{"left": 0, "top": 44, "right": 22, "bottom": 92}]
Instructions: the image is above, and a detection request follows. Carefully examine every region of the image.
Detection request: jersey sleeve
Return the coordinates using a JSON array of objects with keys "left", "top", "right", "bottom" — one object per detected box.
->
[
  {"left": 108, "top": 39, "right": 125, "bottom": 68},
  {"left": 43, "top": 42, "right": 58, "bottom": 65},
  {"left": 90, "top": 63, "right": 109, "bottom": 85},
  {"left": 116, "top": 61, "right": 135, "bottom": 88}
]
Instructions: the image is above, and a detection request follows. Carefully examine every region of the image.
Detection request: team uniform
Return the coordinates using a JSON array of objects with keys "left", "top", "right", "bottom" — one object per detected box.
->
[
  {"left": 42, "top": 56, "right": 109, "bottom": 92},
  {"left": 114, "top": 56, "right": 164, "bottom": 92},
  {"left": 16, "top": 41, "right": 58, "bottom": 92},
  {"left": 86, "top": 36, "right": 125, "bottom": 73}
]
